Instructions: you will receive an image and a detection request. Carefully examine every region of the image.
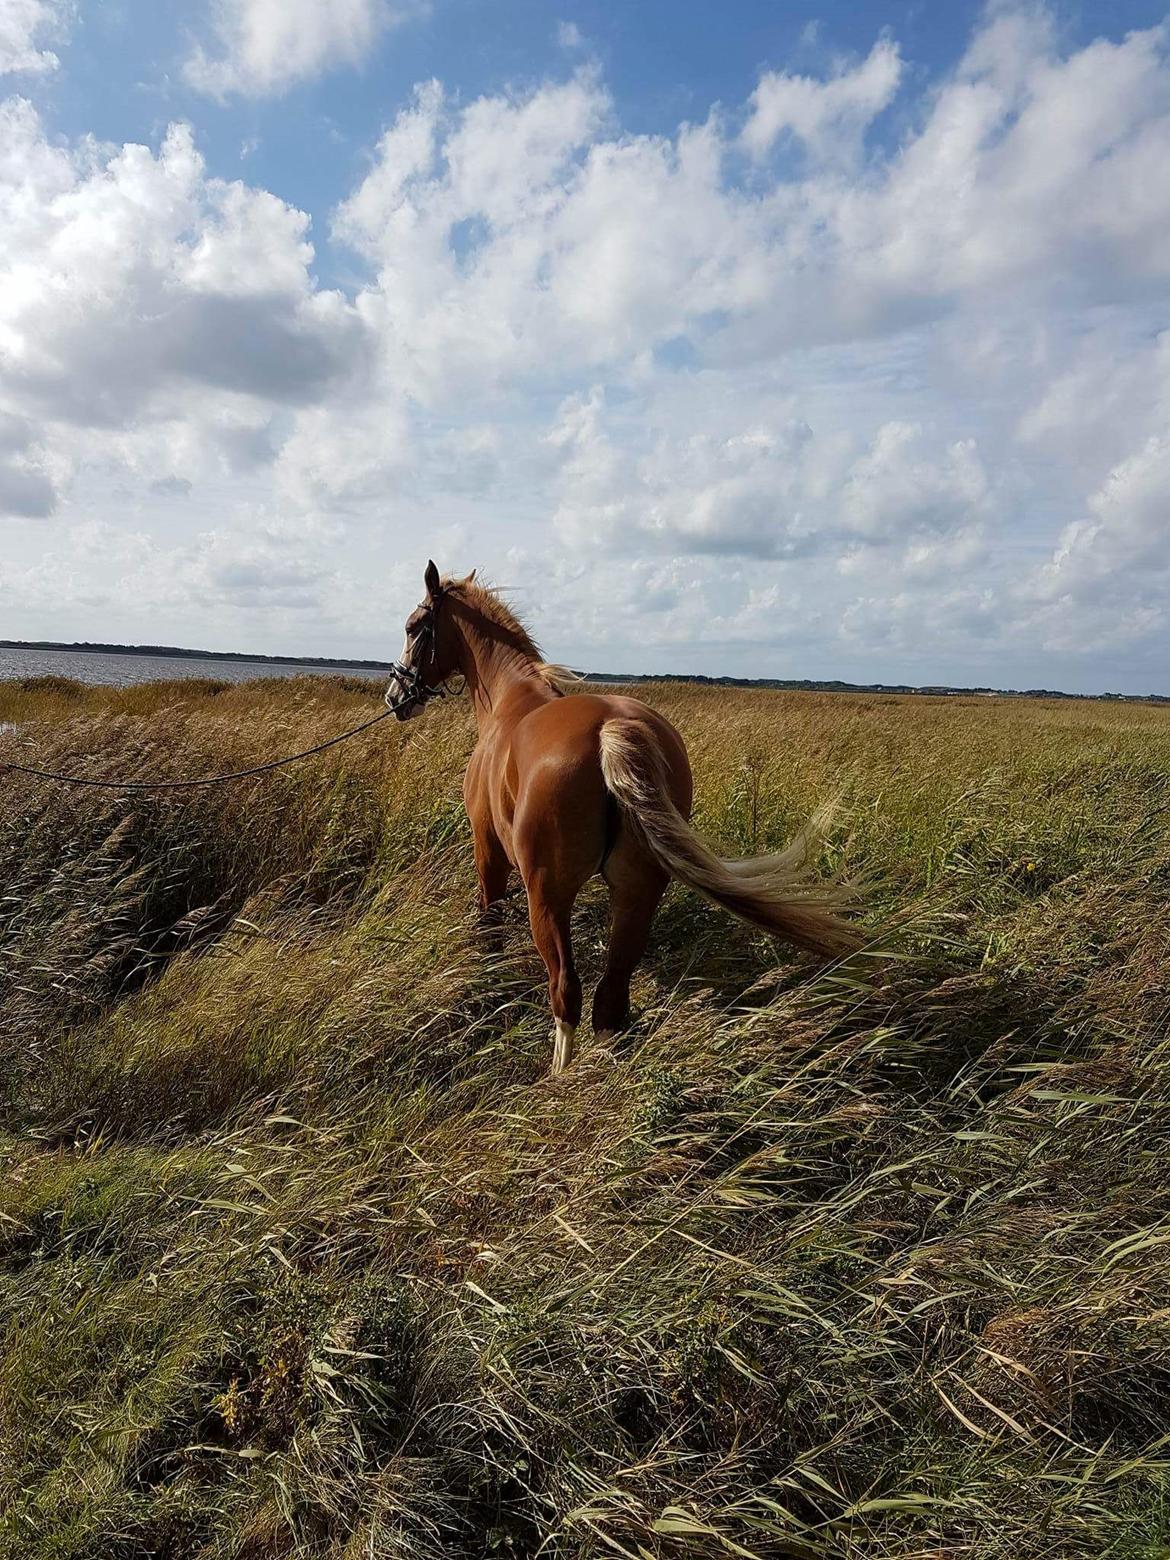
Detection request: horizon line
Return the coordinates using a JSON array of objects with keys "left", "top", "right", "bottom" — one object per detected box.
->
[{"left": 0, "top": 638, "right": 1167, "bottom": 705}]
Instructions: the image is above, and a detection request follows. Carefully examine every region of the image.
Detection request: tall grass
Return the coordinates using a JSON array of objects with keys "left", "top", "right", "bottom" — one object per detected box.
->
[{"left": 2, "top": 675, "right": 1170, "bottom": 1557}]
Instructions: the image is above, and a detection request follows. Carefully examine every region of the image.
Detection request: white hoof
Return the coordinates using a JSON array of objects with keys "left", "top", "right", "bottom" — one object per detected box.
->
[
  {"left": 593, "top": 1030, "right": 616, "bottom": 1044},
  {"left": 551, "top": 1019, "right": 576, "bottom": 1073}
]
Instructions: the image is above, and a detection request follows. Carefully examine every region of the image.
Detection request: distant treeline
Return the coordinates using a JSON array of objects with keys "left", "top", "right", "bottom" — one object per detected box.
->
[
  {"left": 581, "top": 671, "right": 1170, "bottom": 703},
  {"left": 0, "top": 640, "right": 396, "bottom": 671},
  {"left": 0, "top": 640, "right": 1165, "bottom": 702}
]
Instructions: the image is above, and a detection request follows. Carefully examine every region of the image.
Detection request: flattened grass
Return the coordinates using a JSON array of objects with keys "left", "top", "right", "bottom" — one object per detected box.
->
[{"left": 2, "top": 677, "right": 1170, "bottom": 1556}]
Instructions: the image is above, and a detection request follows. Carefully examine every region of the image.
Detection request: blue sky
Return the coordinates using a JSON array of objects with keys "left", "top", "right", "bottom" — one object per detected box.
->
[
  {"left": 50, "top": 2, "right": 1163, "bottom": 278},
  {"left": 49, "top": 3, "right": 992, "bottom": 291},
  {"left": 2, "top": 1, "right": 1170, "bottom": 691}
]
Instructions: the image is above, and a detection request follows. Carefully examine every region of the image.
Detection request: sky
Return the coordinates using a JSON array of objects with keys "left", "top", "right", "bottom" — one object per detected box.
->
[{"left": 1, "top": 1, "right": 1169, "bottom": 691}]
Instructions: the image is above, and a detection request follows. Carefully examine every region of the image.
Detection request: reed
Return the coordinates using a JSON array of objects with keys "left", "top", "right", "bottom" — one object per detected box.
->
[{"left": 2, "top": 674, "right": 1169, "bottom": 1558}]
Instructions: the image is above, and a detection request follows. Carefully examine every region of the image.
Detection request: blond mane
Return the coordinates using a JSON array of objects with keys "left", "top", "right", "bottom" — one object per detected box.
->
[{"left": 446, "top": 575, "right": 579, "bottom": 691}]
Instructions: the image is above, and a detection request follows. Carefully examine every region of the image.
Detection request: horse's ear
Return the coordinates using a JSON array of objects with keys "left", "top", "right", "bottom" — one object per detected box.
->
[
  {"left": 464, "top": 567, "right": 477, "bottom": 585},
  {"left": 424, "top": 560, "right": 441, "bottom": 599}
]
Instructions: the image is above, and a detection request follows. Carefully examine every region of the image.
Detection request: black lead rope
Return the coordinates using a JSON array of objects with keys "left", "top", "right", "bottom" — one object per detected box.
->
[
  {"left": 0, "top": 705, "right": 403, "bottom": 791},
  {"left": 0, "top": 672, "right": 457, "bottom": 791},
  {"left": 0, "top": 590, "right": 456, "bottom": 792}
]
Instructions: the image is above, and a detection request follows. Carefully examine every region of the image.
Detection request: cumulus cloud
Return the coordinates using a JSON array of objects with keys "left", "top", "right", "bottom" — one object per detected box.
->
[
  {"left": 0, "top": 0, "right": 70, "bottom": 75},
  {"left": 325, "top": 20, "right": 1170, "bottom": 398},
  {"left": 185, "top": 0, "right": 413, "bottom": 98},
  {"left": 1023, "top": 436, "right": 1170, "bottom": 650},
  {"left": 548, "top": 391, "right": 992, "bottom": 559},
  {"left": 3, "top": 6, "right": 1170, "bottom": 687},
  {"left": 0, "top": 97, "right": 359, "bottom": 517},
  {"left": 741, "top": 38, "right": 902, "bottom": 162},
  {"left": 0, "top": 411, "right": 58, "bottom": 518}
]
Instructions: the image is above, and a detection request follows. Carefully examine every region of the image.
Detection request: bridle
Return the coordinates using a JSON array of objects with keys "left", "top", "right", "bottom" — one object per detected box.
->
[{"left": 384, "top": 588, "right": 454, "bottom": 713}]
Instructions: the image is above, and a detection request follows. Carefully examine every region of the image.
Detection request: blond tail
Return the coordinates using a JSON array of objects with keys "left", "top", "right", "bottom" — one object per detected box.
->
[{"left": 598, "top": 718, "right": 861, "bottom": 958}]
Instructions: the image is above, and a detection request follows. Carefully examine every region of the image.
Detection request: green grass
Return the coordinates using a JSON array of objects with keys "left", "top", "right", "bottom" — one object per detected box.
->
[{"left": 3, "top": 674, "right": 1170, "bottom": 1557}]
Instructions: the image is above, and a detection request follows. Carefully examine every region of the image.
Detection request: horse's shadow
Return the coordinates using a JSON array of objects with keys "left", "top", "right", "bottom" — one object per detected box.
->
[
  {"left": 486, "top": 875, "right": 1071, "bottom": 1096},
  {"left": 483, "top": 875, "right": 815, "bottom": 1052}
]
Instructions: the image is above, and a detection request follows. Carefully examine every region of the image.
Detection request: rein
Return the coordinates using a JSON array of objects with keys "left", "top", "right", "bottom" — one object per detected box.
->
[
  {"left": 0, "top": 665, "right": 454, "bottom": 793},
  {"left": 0, "top": 702, "right": 407, "bottom": 791},
  {"left": 0, "top": 591, "right": 458, "bottom": 793}
]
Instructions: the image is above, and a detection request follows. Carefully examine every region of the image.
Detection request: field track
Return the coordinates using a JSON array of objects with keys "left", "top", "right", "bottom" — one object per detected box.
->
[{"left": 2, "top": 672, "right": 1170, "bottom": 1558}]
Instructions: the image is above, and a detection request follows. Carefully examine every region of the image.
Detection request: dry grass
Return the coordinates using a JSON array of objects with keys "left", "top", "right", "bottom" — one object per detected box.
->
[{"left": 2, "top": 674, "right": 1170, "bottom": 1558}]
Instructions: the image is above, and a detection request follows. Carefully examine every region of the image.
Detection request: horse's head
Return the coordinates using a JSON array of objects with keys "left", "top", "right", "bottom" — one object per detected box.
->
[{"left": 384, "top": 560, "right": 466, "bottom": 720}]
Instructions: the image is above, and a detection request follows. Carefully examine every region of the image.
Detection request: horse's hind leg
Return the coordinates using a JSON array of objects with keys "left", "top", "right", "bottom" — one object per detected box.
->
[
  {"left": 592, "top": 841, "right": 668, "bottom": 1040},
  {"left": 524, "top": 869, "right": 583, "bottom": 1073}
]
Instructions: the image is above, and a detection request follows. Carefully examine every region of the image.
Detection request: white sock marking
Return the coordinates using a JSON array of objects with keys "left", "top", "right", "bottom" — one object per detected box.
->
[{"left": 552, "top": 1019, "right": 576, "bottom": 1073}]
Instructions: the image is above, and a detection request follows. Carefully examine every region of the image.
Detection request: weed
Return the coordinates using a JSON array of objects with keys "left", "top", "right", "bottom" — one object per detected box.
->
[{"left": 2, "top": 678, "right": 1170, "bottom": 1555}]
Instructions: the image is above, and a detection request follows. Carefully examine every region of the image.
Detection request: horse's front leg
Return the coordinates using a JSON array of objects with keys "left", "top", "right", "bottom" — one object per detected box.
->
[
  {"left": 471, "top": 821, "right": 512, "bottom": 954},
  {"left": 473, "top": 824, "right": 511, "bottom": 911},
  {"left": 465, "top": 746, "right": 512, "bottom": 931}
]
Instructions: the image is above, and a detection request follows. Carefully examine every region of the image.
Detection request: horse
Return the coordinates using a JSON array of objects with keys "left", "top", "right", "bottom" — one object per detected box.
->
[{"left": 385, "top": 562, "right": 860, "bottom": 1073}]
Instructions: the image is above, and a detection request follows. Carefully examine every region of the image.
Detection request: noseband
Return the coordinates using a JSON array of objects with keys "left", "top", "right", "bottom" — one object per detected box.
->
[{"left": 385, "top": 591, "right": 452, "bottom": 712}]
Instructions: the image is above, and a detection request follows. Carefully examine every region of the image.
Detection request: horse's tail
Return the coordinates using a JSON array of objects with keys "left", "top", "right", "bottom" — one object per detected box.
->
[{"left": 598, "top": 718, "right": 861, "bottom": 958}]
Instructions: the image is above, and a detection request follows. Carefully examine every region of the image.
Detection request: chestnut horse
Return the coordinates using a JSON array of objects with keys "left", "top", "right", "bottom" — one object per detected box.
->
[{"left": 386, "top": 563, "right": 859, "bottom": 1073}]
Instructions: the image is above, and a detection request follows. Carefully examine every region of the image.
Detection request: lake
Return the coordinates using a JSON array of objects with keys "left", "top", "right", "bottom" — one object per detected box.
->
[{"left": 0, "top": 646, "right": 389, "bottom": 690}]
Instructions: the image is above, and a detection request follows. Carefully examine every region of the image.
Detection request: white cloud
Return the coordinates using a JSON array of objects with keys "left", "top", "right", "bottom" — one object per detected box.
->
[
  {"left": 741, "top": 38, "right": 902, "bottom": 162},
  {"left": 840, "top": 423, "right": 990, "bottom": 541},
  {"left": 0, "top": 0, "right": 70, "bottom": 75},
  {"left": 838, "top": 21, "right": 1170, "bottom": 301},
  {"left": 548, "top": 390, "right": 992, "bottom": 559},
  {"left": 185, "top": 0, "right": 412, "bottom": 98},
  {"left": 2, "top": 8, "right": 1170, "bottom": 690},
  {"left": 0, "top": 410, "right": 57, "bottom": 516},
  {"left": 0, "top": 98, "right": 360, "bottom": 519},
  {"left": 275, "top": 402, "right": 412, "bottom": 508},
  {"left": 325, "top": 20, "right": 1170, "bottom": 403},
  {"left": 1025, "top": 436, "right": 1170, "bottom": 647}
]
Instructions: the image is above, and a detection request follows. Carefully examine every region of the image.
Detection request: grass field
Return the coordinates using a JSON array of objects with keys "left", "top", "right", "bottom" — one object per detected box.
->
[{"left": 2, "top": 672, "right": 1170, "bottom": 1559}]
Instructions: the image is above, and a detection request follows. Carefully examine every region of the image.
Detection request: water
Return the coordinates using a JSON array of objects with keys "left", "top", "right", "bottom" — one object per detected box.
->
[{"left": 0, "top": 645, "right": 389, "bottom": 690}]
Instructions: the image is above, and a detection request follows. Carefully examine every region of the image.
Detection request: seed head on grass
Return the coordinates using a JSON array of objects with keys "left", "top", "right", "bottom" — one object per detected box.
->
[{"left": 2, "top": 679, "right": 1170, "bottom": 1556}]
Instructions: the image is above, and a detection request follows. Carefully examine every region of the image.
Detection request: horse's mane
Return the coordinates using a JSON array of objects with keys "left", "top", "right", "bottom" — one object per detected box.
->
[
  {"left": 445, "top": 575, "right": 578, "bottom": 692},
  {"left": 449, "top": 577, "right": 542, "bottom": 659}
]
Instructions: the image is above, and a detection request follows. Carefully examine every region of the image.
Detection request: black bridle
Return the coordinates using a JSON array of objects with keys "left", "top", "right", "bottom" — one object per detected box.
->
[{"left": 384, "top": 590, "right": 452, "bottom": 713}]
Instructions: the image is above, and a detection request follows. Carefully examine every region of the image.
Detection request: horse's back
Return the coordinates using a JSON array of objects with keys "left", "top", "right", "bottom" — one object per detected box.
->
[{"left": 511, "top": 692, "right": 685, "bottom": 781}]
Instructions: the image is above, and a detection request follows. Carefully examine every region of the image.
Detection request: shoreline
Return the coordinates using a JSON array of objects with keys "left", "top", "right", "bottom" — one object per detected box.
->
[
  {"left": 1, "top": 640, "right": 1167, "bottom": 704},
  {"left": 0, "top": 640, "right": 396, "bottom": 672}
]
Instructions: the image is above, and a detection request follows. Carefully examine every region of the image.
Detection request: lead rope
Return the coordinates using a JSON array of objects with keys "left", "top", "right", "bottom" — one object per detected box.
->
[
  {"left": 0, "top": 589, "right": 457, "bottom": 792},
  {"left": 0, "top": 697, "right": 409, "bottom": 792}
]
